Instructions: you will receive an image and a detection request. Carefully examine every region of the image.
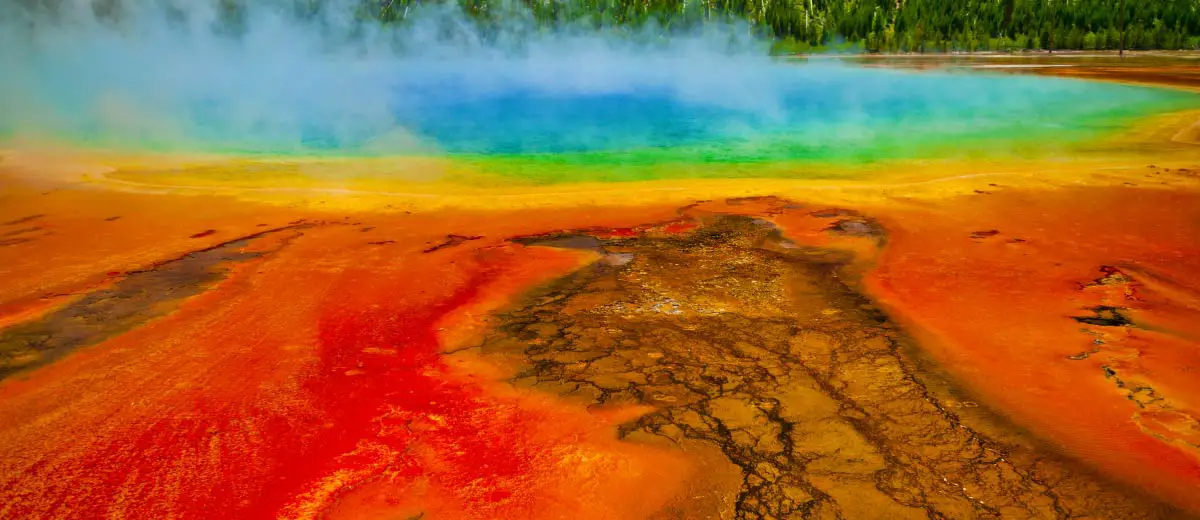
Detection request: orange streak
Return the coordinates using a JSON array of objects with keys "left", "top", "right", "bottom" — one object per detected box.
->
[
  {"left": 0, "top": 186, "right": 689, "bottom": 519},
  {"left": 865, "top": 186, "right": 1200, "bottom": 512}
]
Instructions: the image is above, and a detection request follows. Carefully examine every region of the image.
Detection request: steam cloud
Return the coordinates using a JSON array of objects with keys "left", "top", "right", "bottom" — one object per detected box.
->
[
  {"left": 1, "top": 0, "right": 785, "bottom": 154},
  {"left": 0, "top": 0, "right": 1186, "bottom": 159}
]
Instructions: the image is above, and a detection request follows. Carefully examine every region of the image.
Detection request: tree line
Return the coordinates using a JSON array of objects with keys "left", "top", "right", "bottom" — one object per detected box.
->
[
  {"left": 762, "top": 0, "right": 1200, "bottom": 53},
  {"left": 360, "top": 0, "right": 1200, "bottom": 52},
  {"left": 24, "top": 0, "right": 1200, "bottom": 52}
]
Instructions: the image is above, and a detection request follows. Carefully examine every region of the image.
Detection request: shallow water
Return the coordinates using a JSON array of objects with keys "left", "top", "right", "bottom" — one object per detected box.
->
[
  {"left": 6, "top": 49, "right": 1195, "bottom": 170},
  {"left": 385, "top": 67, "right": 1190, "bottom": 161},
  {"left": 22, "top": 62, "right": 1197, "bottom": 187}
]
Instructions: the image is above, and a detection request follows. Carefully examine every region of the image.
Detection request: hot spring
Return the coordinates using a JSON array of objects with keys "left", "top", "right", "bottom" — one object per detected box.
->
[{"left": 1, "top": 2, "right": 1196, "bottom": 184}]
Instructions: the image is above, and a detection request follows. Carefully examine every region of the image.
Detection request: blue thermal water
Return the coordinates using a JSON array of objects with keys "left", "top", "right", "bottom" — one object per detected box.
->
[
  {"left": 268, "top": 66, "right": 1195, "bottom": 159},
  {"left": 1, "top": 2, "right": 1194, "bottom": 162}
]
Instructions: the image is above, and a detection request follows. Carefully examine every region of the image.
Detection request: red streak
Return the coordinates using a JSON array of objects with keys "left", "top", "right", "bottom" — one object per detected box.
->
[{"left": 661, "top": 221, "right": 699, "bottom": 235}]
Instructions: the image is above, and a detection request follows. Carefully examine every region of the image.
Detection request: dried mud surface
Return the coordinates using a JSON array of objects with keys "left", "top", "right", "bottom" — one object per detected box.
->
[{"left": 466, "top": 199, "right": 1178, "bottom": 520}]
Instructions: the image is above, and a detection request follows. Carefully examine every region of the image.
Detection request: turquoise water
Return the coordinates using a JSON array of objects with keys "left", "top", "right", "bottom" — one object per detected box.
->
[
  {"left": 386, "top": 66, "right": 1192, "bottom": 161},
  {"left": 6, "top": 62, "right": 1191, "bottom": 168},
  {"left": 2, "top": 3, "right": 1195, "bottom": 177}
]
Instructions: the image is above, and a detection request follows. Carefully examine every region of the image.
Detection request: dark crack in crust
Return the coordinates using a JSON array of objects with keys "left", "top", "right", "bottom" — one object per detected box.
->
[
  {"left": 423, "top": 234, "right": 484, "bottom": 253},
  {"left": 1071, "top": 265, "right": 1200, "bottom": 453},
  {"left": 467, "top": 203, "right": 1184, "bottom": 520},
  {"left": 1071, "top": 306, "right": 1134, "bottom": 327}
]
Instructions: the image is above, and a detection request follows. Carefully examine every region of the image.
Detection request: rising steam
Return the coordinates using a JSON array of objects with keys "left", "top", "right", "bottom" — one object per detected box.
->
[
  {"left": 0, "top": 0, "right": 1190, "bottom": 160},
  {"left": 0, "top": 0, "right": 780, "bottom": 154}
]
